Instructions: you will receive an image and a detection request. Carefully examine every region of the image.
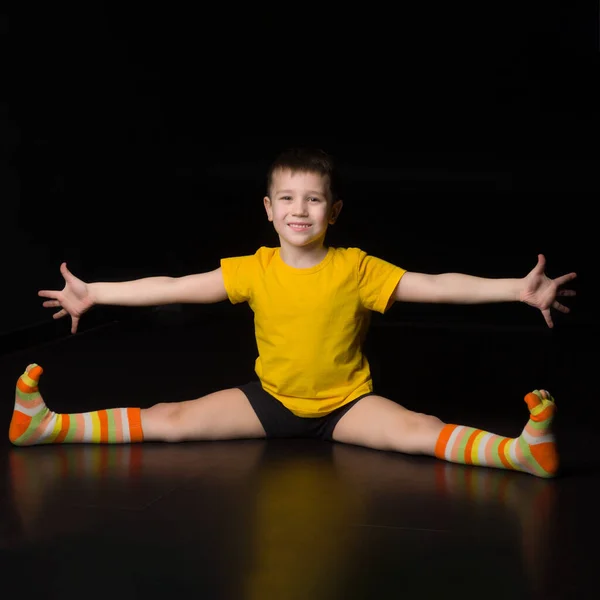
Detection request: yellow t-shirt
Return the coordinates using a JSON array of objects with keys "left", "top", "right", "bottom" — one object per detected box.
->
[{"left": 220, "top": 246, "right": 406, "bottom": 417}]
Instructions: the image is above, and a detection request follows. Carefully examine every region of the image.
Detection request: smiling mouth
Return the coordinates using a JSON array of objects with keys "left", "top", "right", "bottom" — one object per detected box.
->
[{"left": 287, "top": 223, "right": 312, "bottom": 230}]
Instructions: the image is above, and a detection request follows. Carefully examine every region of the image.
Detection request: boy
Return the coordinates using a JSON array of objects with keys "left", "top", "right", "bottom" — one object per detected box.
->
[{"left": 10, "top": 148, "right": 577, "bottom": 478}]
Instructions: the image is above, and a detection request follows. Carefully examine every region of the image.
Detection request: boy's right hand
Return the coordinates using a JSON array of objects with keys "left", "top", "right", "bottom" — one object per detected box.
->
[{"left": 38, "top": 263, "right": 94, "bottom": 334}]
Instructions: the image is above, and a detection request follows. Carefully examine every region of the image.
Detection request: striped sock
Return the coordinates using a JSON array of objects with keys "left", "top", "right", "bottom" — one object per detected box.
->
[
  {"left": 434, "top": 389, "right": 558, "bottom": 478},
  {"left": 9, "top": 364, "right": 144, "bottom": 445}
]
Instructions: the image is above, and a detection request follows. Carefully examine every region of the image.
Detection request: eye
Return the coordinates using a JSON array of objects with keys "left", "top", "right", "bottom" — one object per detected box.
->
[
  {"left": 280, "top": 196, "right": 292, "bottom": 201},
  {"left": 308, "top": 197, "right": 321, "bottom": 203}
]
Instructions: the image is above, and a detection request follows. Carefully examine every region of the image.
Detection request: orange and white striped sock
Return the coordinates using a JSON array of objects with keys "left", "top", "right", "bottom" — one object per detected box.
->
[
  {"left": 434, "top": 390, "right": 558, "bottom": 478},
  {"left": 9, "top": 364, "right": 144, "bottom": 445}
]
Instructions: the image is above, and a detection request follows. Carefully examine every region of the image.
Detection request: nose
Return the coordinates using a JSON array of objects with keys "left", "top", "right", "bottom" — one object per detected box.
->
[{"left": 291, "top": 199, "right": 309, "bottom": 216}]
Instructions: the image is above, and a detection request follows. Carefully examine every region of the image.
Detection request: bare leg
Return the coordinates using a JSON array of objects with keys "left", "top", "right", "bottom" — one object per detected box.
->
[
  {"left": 332, "top": 391, "right": 559, "bottom": 478},
  {"left": 10, "top": 364, "right": 265, "bottom": 445},
  {"left": 332, "top": 395, "right": 444, "bottom": 454},
  {"left": 142, "top": 388, "right": 266, "bottom": 442}
]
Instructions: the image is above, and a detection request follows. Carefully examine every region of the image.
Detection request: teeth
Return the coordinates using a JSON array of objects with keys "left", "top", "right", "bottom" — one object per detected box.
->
[{"left": 289, "top": 224, "right": 310, "bottom": 228}]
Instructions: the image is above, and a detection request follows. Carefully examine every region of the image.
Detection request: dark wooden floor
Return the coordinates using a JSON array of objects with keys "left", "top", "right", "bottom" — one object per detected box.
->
[{"left": 1, "top": 310, "right": 598, "bottom": 600}]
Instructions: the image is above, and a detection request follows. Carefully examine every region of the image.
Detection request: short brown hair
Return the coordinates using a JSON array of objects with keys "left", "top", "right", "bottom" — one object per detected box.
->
[{"left": 266, "top": 147, "right": 339, "bottom": 201}]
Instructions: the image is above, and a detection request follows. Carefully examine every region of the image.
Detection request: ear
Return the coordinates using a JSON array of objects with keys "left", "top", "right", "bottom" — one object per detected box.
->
[
  {"left": 263, "top": 196, "right": 273, "bottom": 222},
  {"left": 328, "top": 199, "right": 343, "bottom": 224}
]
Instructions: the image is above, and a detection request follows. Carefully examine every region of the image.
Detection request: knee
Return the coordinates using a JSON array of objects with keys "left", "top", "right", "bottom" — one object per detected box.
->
[
  {"left": 390, "top": 412, "right": 445, "bottom": 455},
  {"left": 144, "top": 402, "right": 186, "bottom": 442},
  {"left": 148, "top": 401, "right": 179, "bottom": 420},
  {"left": 408, "top": 412, "right": 445, "bottom": 444},
  {"left": 414, "top": 412, "right": 445, "bottom": 432}
]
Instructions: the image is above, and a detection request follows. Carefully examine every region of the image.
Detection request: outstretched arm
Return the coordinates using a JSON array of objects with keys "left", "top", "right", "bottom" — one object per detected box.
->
[
  {"left": 39, "top": 263, "right": 228, "bottom": 333},
  {"left": 394, "top": 254, "right": 577, "bottom": 328},
  {"left": 88, "top": 267, "right": 228, "bottom": 306}
]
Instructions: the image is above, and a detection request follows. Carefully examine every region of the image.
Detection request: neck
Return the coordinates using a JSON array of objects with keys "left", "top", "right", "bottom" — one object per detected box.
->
[{"left": 278, "top": 240, "right": 329, "bottom": 269}]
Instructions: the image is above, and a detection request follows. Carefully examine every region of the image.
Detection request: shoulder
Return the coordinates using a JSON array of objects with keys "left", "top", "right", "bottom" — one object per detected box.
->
[
  {"left": 254, "top": 246, "right": 278, "bottom": 266},
  {"left": 329, "top": 246, "right": 367, "bottom": 263},
  {"left": 222, "top": 247, "right": 277, "bottom": 268},
  {"left": 330, "top": 247, "right": 376, "bottom": 272}
]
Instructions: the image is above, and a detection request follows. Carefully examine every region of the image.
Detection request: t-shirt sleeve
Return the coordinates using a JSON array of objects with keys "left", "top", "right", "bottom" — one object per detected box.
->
[
  {"left": 357, "top": 251, "right": 407, "bottom": 313},
  {"left": 220, "top": 254, "right": 257, "bottom": 304}
]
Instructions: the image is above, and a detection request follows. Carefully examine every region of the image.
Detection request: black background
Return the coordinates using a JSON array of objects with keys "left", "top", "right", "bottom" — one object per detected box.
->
[{"left": 2, "top": 2, "right": 597, "bottom": 345}]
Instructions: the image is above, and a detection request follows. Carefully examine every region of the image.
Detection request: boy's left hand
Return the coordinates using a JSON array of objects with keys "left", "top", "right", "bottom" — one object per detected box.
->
[{"left": 519, "top": 254, "right": 577, "bottom": 328}]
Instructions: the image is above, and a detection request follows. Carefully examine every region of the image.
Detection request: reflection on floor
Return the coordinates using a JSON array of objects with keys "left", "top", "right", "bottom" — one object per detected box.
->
[{"left": 1, "top": 314, "right": 598, "bottom": 599}]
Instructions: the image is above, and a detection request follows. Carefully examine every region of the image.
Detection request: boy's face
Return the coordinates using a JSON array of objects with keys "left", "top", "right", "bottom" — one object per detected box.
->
[{"left": 264, "top": 169, "right": 343, "bottom": 250}]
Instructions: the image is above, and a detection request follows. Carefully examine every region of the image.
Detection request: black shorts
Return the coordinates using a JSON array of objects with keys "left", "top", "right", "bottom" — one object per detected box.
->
[{"left": 237, "top": 381, "right": 372, "bottom": 441}]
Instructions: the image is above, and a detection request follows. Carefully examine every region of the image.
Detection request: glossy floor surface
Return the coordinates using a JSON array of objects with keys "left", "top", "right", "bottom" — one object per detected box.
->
[{"left": 1, "top": 312, "right": 598, "bottom": 599}]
